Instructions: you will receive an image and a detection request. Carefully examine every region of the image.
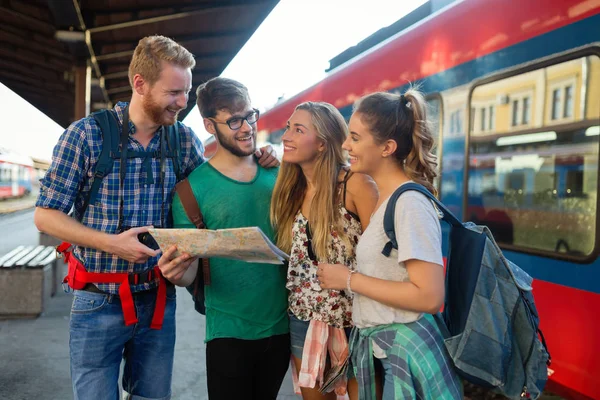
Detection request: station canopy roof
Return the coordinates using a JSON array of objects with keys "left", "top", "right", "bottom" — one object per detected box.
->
[{"left": 0, "top": 0, "right": 278, "bottom": 128}]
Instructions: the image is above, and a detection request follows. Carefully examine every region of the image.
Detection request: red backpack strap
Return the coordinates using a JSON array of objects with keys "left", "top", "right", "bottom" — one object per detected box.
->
[
  {"left": 150, "top": 266, "right": 167, "bottom": 329},
  {"left": 57, "top": 242, "right": 167, "bottom": 329}
]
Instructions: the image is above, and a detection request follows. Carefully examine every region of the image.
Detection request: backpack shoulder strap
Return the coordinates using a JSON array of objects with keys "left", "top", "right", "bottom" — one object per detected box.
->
[
  {"left": 175, "top": 178, "right": 205, "bottom": 229},
  {"left": 175, "top": 178, "right": 212, "bottom": 290},
  {"left": 341, "top": 167, "right": 353, "bottom": 208},
  {"left": 381, "top": 182, "right": 461, "bottom": 257},
  {"left": 167, "top": 122, "right": 182, "bottom": 181},
  {"left": 80, "top": 110, "right": 119, "bottom": 219}
]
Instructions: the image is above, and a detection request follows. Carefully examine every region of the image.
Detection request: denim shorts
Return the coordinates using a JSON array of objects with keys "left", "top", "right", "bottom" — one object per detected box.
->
[{"left": 289, "top": 313, "right": 352, "bottom": 359}]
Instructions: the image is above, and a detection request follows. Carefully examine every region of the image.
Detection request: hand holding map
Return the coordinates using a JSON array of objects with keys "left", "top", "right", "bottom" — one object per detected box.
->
[{"left": 149, "top": 227, "right": 289, "bottom": 264}]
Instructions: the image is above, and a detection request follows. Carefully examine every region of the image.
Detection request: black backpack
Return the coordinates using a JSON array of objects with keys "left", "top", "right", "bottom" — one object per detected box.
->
[
  {"left": 79, "top": 107, "right": 183, "bottom": 221},
  {"left": 382, "top": 183, "right": 550, "bottom": 400}
]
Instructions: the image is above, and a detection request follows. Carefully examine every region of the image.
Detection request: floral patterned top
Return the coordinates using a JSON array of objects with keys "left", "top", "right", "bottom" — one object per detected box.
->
[{"left": 287, "top": 203, "right": 362, "bottom": 328}]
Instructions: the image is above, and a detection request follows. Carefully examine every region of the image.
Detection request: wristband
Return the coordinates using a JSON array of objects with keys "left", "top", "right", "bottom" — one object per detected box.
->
[{"left": 347, "top": 270, "right": 357, "bottom": 296}]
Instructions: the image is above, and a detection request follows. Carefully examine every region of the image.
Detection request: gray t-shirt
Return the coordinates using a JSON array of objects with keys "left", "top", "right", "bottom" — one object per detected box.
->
[{"left": 352, "top": 186, "right": 443, "bottom": 328}]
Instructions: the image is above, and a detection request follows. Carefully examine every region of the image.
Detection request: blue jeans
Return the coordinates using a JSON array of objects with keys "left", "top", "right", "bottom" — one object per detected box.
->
[{"left": 69, "top": 287, "right": 176, "bottom": 400}]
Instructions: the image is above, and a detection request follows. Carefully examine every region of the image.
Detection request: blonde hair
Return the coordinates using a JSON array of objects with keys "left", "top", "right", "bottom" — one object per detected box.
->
[
  {"left": 353, "top": 88, "right": 438, "bottom": 195},
  {"left": 270, "top": 102, "right": 350, "bottom": 261},
  {"left": 128, "top": 35, "right": 196, "bottom": 87}
]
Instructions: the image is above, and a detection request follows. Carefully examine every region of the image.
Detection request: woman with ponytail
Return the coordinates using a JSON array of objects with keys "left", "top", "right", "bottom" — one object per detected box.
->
[
  {"left": 317, "top": 90, "right": 462, "bottom": 399},
  {"left": 271, "top": 101, "right": 378, "bottom": 399}
]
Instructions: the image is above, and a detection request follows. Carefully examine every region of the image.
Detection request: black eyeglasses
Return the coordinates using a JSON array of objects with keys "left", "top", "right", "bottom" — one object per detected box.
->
[{"left": 210, "top": 109, "right": 260, "bottom": 130}]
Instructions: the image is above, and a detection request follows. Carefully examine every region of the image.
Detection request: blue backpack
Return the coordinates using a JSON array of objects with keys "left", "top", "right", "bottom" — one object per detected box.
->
[{"left": 382, "top": 183, "right": 551, "bottom": 400}]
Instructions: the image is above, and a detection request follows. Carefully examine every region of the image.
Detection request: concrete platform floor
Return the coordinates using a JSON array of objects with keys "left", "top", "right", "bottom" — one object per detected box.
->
[
  {"left": 0, "top": 262, "right": 563, "bottom": 400},
  {"left": 0, "top": 282, "right": 298, "bottom": 400}
]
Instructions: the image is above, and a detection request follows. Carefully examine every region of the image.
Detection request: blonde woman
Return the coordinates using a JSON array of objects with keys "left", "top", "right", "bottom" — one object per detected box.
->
[
  {"left": 271, "top": 102, "right": 378, "bottom": 400},
  {"left": 317, "top": 90, "right": 463, "bottom": 399}
]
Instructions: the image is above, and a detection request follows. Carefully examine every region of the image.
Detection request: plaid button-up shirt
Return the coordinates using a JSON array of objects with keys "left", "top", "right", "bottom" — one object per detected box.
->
[{"left": 36, "top": 102, "right": 205, "bottom": 293}]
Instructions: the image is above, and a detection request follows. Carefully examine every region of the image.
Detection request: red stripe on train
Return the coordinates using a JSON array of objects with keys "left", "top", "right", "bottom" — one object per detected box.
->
[
  {"left": 533, "top": 279, "right": 600, "bottom": 400},
  {"left": 259, "top": 0, "right": 600, "bottom": 132}
]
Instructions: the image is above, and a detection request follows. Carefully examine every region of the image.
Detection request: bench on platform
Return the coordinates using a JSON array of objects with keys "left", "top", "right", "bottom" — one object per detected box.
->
[{"left": 0, "top": 245, "right": 61, "bottom": 318}]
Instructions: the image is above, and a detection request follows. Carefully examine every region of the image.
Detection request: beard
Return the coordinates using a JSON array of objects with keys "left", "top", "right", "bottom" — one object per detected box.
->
[
  {"left": 214, "top": 124, "right": 256, "bottom": 157},
  {"left": 142, "top": 91, "right": 179, "bottom": 126}
]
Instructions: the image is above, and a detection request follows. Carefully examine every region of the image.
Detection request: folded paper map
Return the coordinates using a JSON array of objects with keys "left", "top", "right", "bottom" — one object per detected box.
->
[{"left": 149, "top": 227, "right": 289, "bottom": 264}]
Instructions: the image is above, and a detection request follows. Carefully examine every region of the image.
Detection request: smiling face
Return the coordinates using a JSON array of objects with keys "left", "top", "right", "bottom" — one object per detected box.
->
[
  {"left": 343, "top": 112, "right": 385, "bottom": 175},
  {"left": 141, "top": 61, "right": 192, "bottom": 126},
  {"left": 281, "top": 109, "right": 325, "bottom": 166},
  {"left": 208, "top": 107, "right": 258, "bottom": 157}
]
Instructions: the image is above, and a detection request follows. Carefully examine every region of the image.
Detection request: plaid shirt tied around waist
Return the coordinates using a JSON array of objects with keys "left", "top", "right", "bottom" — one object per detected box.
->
[
  {"left": 36, "top": 102, "right": 204, "bottom": 294},
  {"left": 350, "top": 314, "right": 463, "bottom": 400}
]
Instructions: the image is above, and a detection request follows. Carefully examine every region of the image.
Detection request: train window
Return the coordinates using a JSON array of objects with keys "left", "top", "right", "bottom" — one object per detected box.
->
[
  {"left": 0, "top": 164, "right": 9, "bottom": 183},
  {"left": 468, "top": 54, "right": 600, "bottom": 260}
]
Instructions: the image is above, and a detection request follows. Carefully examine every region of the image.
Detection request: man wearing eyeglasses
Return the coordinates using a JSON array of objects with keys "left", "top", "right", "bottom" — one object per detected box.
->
[
  {"left": 158, "top": 77, "right": 290, "bottom": 400},
  {"left": 34, "top": 36, "right": 279, "bottom": 400}
]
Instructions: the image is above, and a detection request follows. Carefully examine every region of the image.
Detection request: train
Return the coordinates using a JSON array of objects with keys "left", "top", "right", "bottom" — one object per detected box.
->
[
  {"left": 256, "top": 0, "right": 600, "bottom": 399},
  {"left": 0, "top": 148, "right": 36, "bottom": 200}
]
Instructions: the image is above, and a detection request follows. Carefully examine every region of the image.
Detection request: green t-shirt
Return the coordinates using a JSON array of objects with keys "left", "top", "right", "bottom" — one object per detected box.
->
[{"left": 172, "top": 162, "right": 288, "bottom": 342}]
